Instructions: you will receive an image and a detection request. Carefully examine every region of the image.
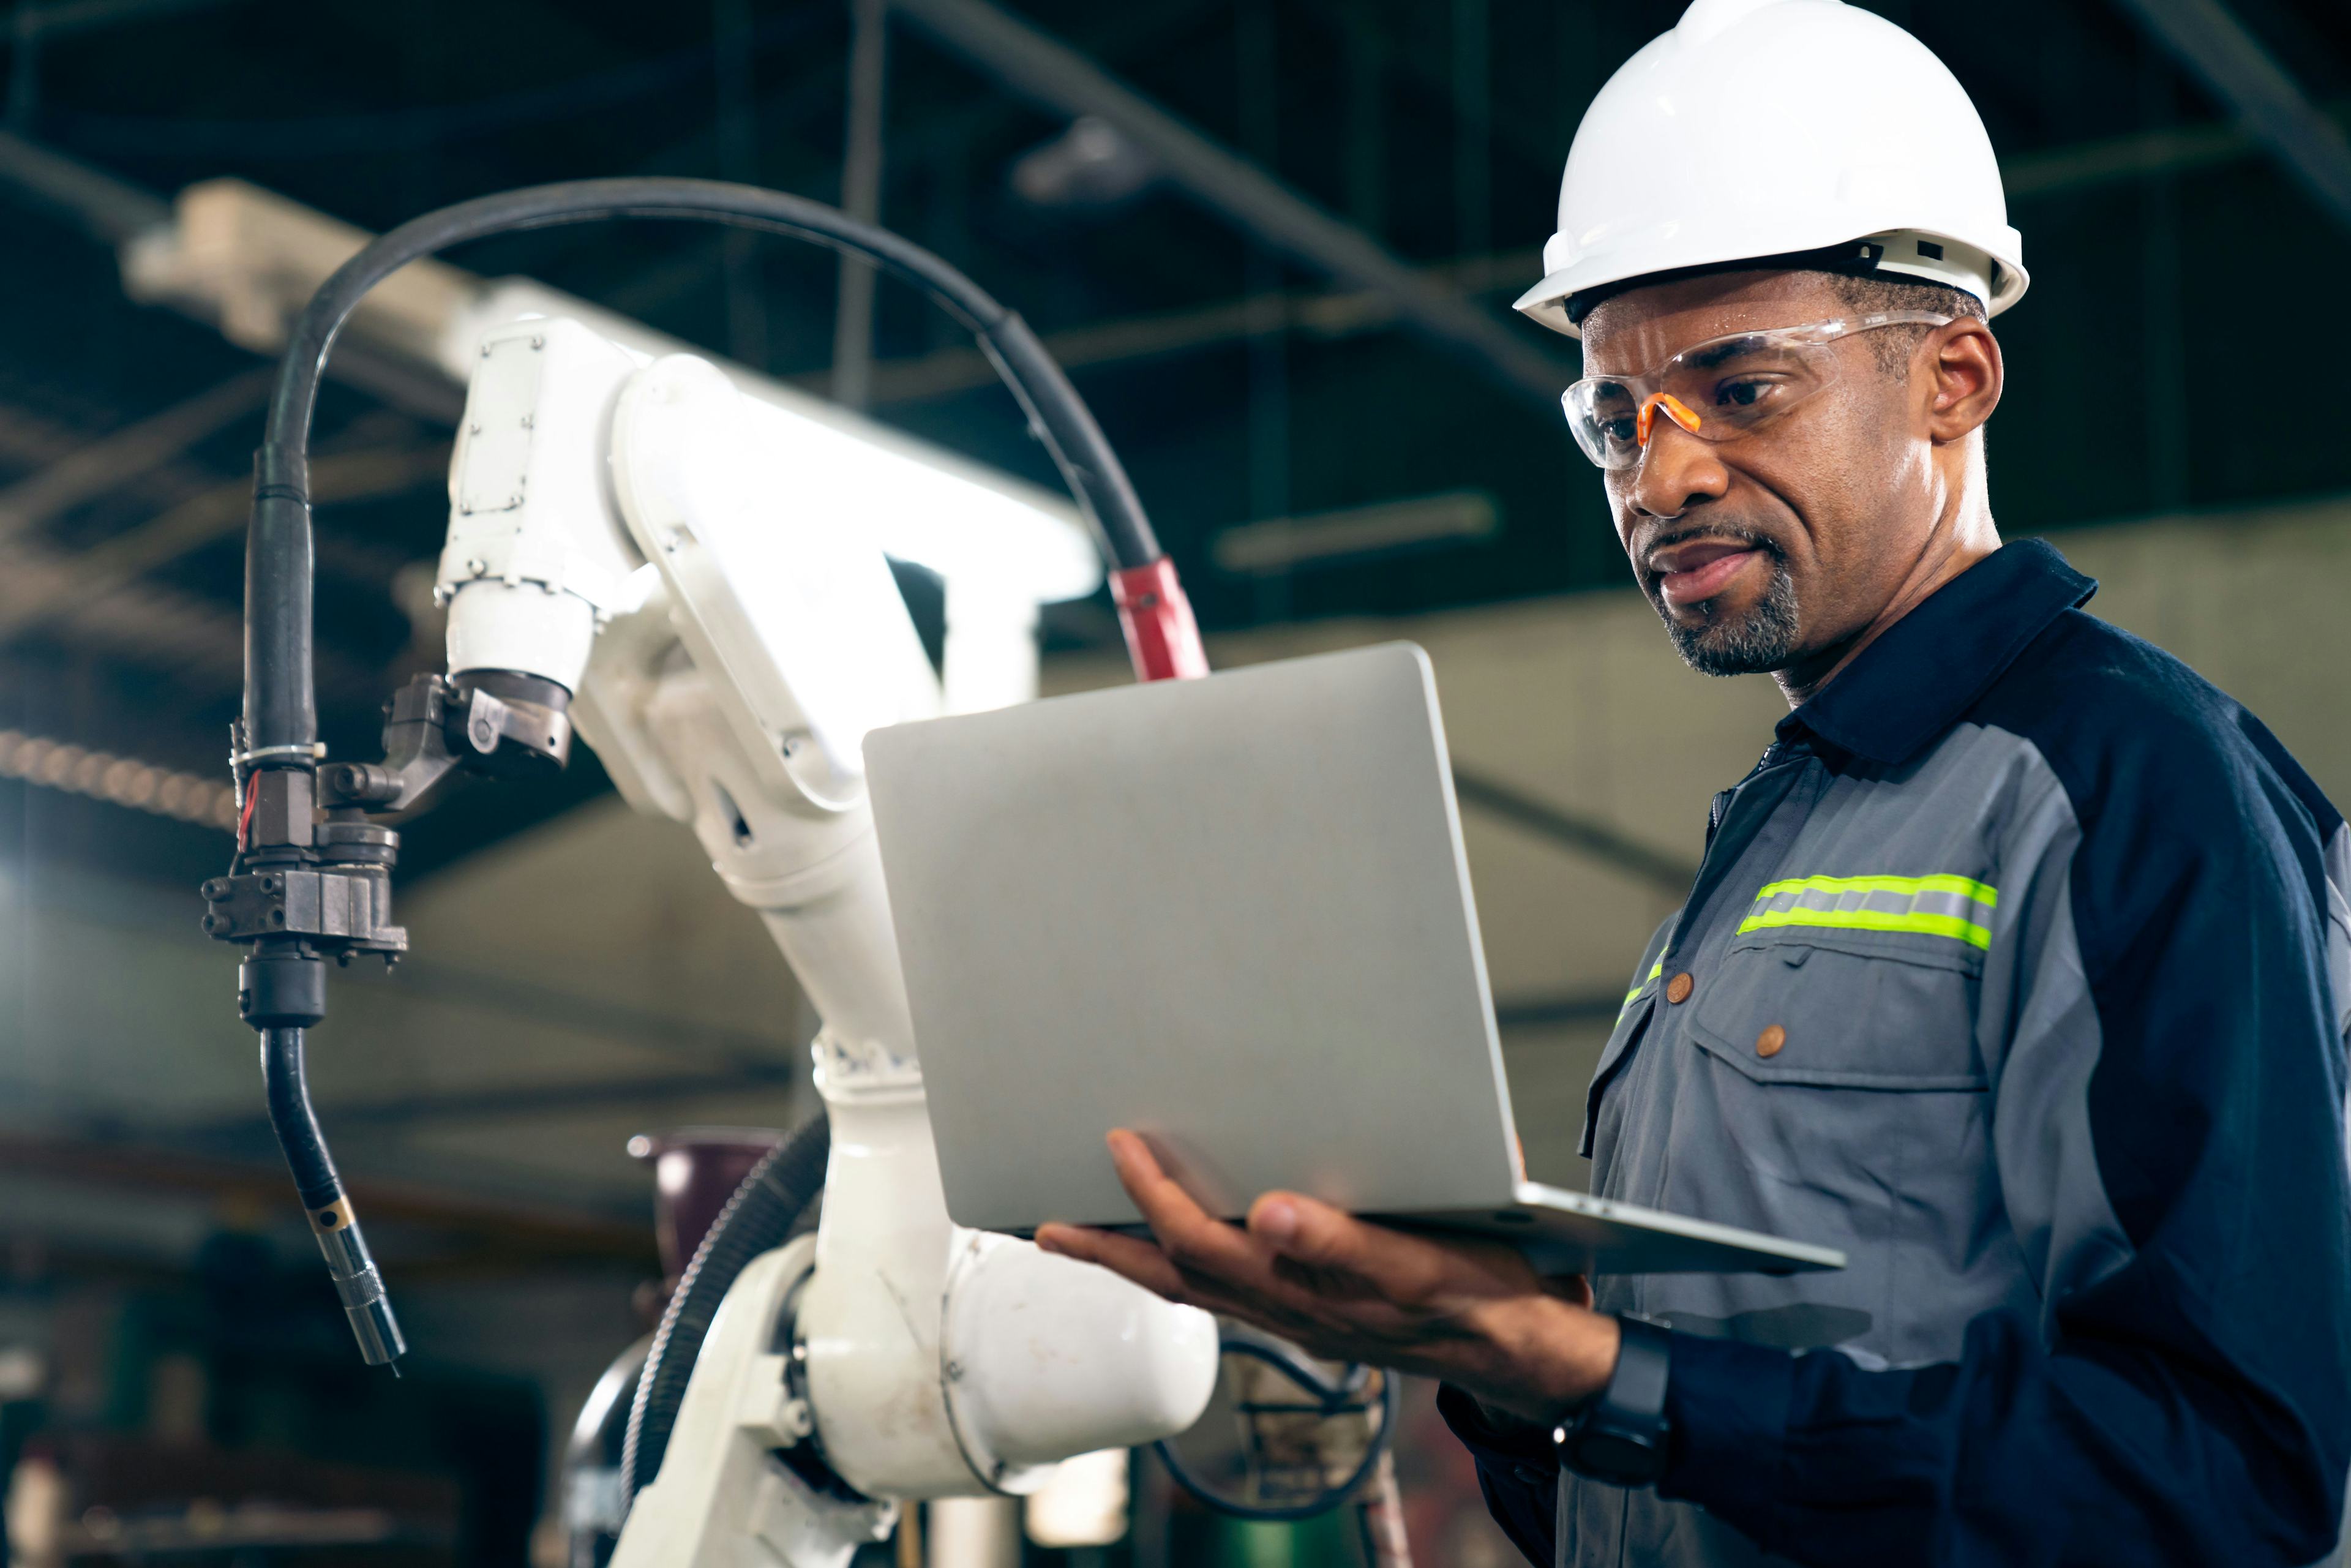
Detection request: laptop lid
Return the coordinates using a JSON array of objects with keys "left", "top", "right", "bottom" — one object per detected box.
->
[{"left": 863, "top": 642, "right": 1524, "bottom": 1231}]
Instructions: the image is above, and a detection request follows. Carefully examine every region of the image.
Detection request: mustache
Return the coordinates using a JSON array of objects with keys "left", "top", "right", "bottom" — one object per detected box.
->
[{"left": 1633, "top": 523, "right": 1788, "bottom": 578}]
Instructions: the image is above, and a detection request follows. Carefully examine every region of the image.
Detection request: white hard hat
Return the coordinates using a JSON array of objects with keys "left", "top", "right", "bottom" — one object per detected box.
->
[{"left": 1516, "top": 0, "right": 2027, "bottom": 338}]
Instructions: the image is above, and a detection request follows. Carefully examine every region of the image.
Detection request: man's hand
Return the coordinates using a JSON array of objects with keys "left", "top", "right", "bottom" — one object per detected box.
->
[{"left": 1033, "top": 1129, "right": 1621, "bottom": 1426}]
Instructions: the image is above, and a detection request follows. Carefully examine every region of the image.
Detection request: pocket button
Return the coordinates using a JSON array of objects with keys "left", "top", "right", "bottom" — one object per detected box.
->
[{"left": 1755, "top": 1024, "right": 1787, "bottom": 1058}]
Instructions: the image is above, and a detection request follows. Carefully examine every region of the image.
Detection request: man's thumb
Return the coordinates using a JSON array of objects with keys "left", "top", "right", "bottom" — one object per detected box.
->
[{"left": 1247, "top": 1192, "right": 1368, "bottom": 1269}]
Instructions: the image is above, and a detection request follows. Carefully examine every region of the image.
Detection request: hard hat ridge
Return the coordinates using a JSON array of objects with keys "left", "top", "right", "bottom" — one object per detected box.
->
[
  {"left": 1517, "top": 0, "right": 2027, "bottom": 338},
  {"left": 1673, "top": 0, "right": 1824, "bottom": 47}
]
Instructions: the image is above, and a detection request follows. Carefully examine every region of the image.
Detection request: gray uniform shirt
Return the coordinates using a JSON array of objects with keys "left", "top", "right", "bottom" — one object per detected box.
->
[{"left": 1444, "top": 542, "right": 2351, "bottom": 1568}]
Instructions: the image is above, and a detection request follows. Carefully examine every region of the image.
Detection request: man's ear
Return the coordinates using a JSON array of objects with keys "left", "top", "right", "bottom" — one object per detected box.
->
[{"left": 1922, "top": 318, "right": 2001, "bottom": 442}]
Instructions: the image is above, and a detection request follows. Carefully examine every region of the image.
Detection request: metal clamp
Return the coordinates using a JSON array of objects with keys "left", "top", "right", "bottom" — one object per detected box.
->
[{"left": 233, "top": 741, "right": 327, "bottom": 768}]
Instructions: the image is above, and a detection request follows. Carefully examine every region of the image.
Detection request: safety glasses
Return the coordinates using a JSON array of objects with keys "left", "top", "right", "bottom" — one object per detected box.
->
[{"left": 1561, "top": 311, "right": 1953, "bottom": 471}]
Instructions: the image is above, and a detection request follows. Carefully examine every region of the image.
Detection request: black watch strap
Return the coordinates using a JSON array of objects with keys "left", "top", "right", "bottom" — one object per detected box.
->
[{"left": 1554, "top": 1315, "right": 1674, "bottom": 1488}]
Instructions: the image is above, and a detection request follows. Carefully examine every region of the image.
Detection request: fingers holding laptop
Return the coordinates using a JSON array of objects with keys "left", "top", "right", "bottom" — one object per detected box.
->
[{"left": 1033, "top": 1129, "right": 1621, "bottom": 1424}]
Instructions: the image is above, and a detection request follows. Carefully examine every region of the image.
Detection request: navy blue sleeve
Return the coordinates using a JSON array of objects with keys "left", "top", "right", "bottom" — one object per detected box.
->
[
  {"left": 1655, "top": 627, "right": 2351, "bottom": 1566},
  {"left": 1436, "top": 1383, "right": 1556, "bottom": 1567}
]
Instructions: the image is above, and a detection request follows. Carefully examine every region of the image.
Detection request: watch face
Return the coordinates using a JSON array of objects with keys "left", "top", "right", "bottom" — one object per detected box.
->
[{"left": 1567, "top": 1428, "right": 1661, "bottom": 1488}]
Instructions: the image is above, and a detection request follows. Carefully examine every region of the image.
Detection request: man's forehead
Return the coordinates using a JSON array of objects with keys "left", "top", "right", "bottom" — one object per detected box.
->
[{"left": 1580, "top": 269, "right": 1848, "bottom": 373}]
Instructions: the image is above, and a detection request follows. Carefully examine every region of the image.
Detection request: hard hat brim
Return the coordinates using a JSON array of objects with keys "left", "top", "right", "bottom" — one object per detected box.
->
[{"left": 1517, "top": 227, "right": 2028, "bottom": 340}]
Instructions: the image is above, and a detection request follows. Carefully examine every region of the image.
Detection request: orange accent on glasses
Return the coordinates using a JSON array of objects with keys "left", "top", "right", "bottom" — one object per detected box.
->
[{"left": 1636, "top": 392, "right": 1703, "bottom": 448}]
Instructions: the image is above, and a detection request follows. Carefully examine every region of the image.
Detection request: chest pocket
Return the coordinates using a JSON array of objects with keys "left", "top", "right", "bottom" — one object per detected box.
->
[{"left": 1687, "top": 928, "right": 1987, "bottom": 1091}]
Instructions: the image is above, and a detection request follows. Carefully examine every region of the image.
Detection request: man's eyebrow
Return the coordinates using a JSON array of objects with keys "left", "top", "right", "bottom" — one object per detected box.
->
[
  {"left": 1589, "top": 331, "right": 1773, "bottom": 380},
  {"left": 1681, "top": 334, "right": 1769, "bottom": 371}
]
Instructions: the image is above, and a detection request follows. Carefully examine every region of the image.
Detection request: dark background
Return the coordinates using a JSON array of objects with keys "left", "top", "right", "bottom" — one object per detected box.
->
[
  {"left": 1, "top": 0, "right": 2345, "bottom": 888},
  {"left": 0, "top": 2, "right": 2344, "bottom": 1562}
]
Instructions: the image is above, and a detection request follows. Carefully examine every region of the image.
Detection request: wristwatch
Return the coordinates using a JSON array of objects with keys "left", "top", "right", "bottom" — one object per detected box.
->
[{"left": 1553, "top": 1315, "right": 1674, "bottom": 1487}]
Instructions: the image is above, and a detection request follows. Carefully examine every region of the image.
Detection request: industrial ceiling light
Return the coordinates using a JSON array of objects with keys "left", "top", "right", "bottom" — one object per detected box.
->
[{"left": 1007, "top": 116, "right": 1160, "bottom": 212}]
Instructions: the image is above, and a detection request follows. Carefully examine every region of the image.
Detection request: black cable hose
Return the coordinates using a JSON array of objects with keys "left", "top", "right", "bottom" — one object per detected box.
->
[
  {"left": 260, "top": 1026, "right": 341, "bottom": 1209},
  {"left": 235, "top": 178, "right": 1172, "bottom": 1384},
  {"left": 620, "top": 1111, "right": 833, "bottom": 1505},
  {"left": 245, "top": 176, "right": 1167, "bottom": 759}
]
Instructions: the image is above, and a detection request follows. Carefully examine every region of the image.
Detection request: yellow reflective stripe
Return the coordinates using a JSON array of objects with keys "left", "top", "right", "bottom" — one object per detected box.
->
[
  {"left": 1740, "top": 872, "right": 1998, "bottom": 950},
  {"left": 1620, "top": 955, "right": 1666, "bottom": 1011},
  {"left": 1739, "top": 904, "right": 1992, "bottom": 950},
  {"left": 1751, "top": 873, "right": 1997, "bottom": 908}
]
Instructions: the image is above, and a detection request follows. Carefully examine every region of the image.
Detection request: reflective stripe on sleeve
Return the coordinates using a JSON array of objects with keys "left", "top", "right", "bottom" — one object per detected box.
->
[
  {"left": 1621, "top": 955, "right": 1666, "bottom": 1013},
  {"left": 1738, "top": 873, "right": 1998, "bottom": 950}
]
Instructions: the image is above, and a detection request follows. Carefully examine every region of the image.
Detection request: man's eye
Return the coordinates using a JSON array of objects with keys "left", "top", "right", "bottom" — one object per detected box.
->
[
  {"left": 1602, "top": 416, "right": 1638, "bottom": 443},
  {"left": 1715, "top": 377, "right": 1779, "bottom": 409}
]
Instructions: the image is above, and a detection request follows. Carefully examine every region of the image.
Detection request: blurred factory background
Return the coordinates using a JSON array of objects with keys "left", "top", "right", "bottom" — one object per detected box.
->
[{"left": 0, "top": 0, "right": 2344, "bottom": 1562}]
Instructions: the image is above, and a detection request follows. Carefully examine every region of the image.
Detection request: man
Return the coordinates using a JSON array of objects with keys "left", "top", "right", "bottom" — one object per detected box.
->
[{"left": 1034, "top": 2, "right": 2351, "bottom": 1564}]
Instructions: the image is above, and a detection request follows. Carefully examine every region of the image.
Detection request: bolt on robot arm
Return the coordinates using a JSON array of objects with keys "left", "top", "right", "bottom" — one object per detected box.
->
[{"left": 204, "top": 181, "right": 1218, "bottom": 1567}]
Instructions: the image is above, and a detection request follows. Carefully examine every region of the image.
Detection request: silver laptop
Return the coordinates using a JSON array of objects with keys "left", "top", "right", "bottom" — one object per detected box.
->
[{"left": 863, "top": 642, "right": 1842, "bottom": 1277}]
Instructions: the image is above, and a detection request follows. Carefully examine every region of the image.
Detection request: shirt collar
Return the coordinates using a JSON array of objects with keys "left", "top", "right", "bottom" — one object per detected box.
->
[{"left": 1778, "top": 538, "right": 2096, "bottom": 766}]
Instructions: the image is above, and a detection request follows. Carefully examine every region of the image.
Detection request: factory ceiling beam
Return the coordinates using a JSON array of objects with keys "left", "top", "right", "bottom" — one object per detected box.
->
[
  {"left": 0, "top": 532, "right": 384, "bottom": 703},
  {"left": 2110, "top": 0, "right": 2351, "bottom": 233},
  {"left": 0, "top": 381, "right": 377, "bottom": 715},
  {"left": 0, "top": 365, "right": 384, "bottom": 700},
  {"left": 0, "top": 131, "right": 464, "bottom": 424},
  {"left": 583, "top": 0, "right": 1236, "bottom": 326},
  {"left": 0, "top": 539, "right": 380, "bottom": 701},
  {"left": 0, "top": 442, "right": 449, "bottom": 643},
  {"left": 0, "top": 491, "right": 382, "bottom": 710},
  {"left": 0, "top": 369, "right": 258, "bottom": 529},
  {"left": 885, "top": 0, "right": 1574, "bottom": 413},
  {"left": 0, "top": 364, "right": 269, "bottom": 542},
  {"left": 853, "top": 96, "right": 2348, "bottom": 408},
  {"left": 0, "top": 124, "right": 163, "bottom": 240},
  {"left": 861, "top": 247, "right": 1542, "bottom": 404},
  {"left": 1, "top": 544, "right": 240, "bottom": 681}
]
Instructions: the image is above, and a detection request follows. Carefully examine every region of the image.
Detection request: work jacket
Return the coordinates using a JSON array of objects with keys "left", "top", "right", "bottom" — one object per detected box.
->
[{"left": 1441, "top": 539, "right": 2351, "bottom": 1567}]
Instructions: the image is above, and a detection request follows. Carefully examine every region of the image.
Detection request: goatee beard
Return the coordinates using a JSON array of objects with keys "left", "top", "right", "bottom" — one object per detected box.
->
[{"left": 1655, "top": 554, "right": 1801, "bottom": 677}]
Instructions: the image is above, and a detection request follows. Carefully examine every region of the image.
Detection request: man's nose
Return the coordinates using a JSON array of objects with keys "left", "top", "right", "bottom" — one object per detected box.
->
[{"left": 1625, "top": 416, "right": 1731, "bottom": 520}]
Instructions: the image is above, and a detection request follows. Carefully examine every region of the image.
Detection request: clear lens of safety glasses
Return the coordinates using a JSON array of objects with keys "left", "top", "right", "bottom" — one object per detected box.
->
[{"left": 1561, "top": 311, "right": 1953, "bottom": 471}]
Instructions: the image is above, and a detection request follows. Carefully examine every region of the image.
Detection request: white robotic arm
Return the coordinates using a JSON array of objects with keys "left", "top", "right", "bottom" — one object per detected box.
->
[
  {"left": 206, "top": 179, "right": 1230, "bottom": 1567},
  {"left": 432, "top": 315, "right": 1218, "bottom": 1566}
]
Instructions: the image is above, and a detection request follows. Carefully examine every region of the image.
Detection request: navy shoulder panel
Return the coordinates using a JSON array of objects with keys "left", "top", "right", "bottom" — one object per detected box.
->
[
  {"left": 1968, "top": 606, "right": 2345, "bottom": 1243},
  {"left": 1972, "top": 607, "right": 2342, "bottom": 951}
]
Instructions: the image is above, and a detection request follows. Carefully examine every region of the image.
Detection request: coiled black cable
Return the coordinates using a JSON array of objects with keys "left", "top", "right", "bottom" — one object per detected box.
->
[{"left": 619, "top": 1111, "right": 833, "bottom": 1504}]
